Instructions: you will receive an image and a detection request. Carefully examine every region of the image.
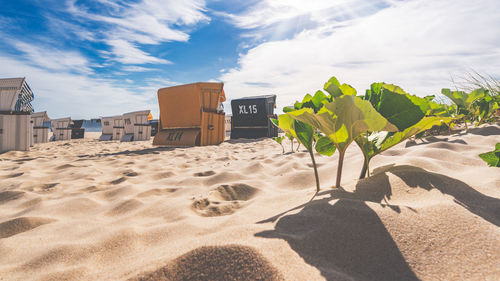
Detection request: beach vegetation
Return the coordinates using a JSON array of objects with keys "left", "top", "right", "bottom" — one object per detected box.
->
[
  {"left": 356, "top": 83, "right": 451, "bottom": 178},
  {"left": 288, "top": 77, "right": 396, "bottom": 187},
  {"left": 479, "top": 143, "right": 500, "bottom": 167}
]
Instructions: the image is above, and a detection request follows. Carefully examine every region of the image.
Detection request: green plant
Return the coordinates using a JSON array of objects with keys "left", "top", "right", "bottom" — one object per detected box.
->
[
  {"left": 356, "top": 83, "right": 450, "bottom": 178},
  {"left": 441, "top": 88, "right": 487, "bottom": 131},
  {"left": 289, "top": 93, "right": 396, "bottom": 188},
  {"left": 272, "top": 136, "right": 285, "bottom": 154},
  {"left": 479, "top": 143, "right": 500, "bottom": 167},
  {"left": 271, "top": 114, "right": 323, "bottom": 192}
]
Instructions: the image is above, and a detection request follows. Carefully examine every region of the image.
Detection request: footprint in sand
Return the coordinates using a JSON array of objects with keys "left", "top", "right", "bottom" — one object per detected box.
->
[
  {"left": 0, "top": 217, "right": 55, "bottom": 239},
  {"left": 192, "top": 183, "right": 259, "bottom": 217},
  {"left": 194, "top": 170, "right": 216, "bottom": 177},
  {"left": 27, "top": 183, "right": 60, "bottom": 193},
  {"left": 122, "top": 171, "right": 139, "bottom": 177},
  {"left": 110, "top": 177, "right": 127, "bottom": 185}
]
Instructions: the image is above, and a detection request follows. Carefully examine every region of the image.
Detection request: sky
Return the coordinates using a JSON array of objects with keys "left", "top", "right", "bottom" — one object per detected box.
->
[{"left": 0, "top": 0, "right": 499, "bottom": 119}]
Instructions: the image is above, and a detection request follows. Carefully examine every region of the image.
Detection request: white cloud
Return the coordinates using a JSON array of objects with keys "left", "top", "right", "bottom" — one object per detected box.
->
[
  {"left": 105, "top": 39, "right": 171, "bottom": 64},
  {"left": 67, "top": 0, "right": 209, "bottom": 64},
  {"left": 0, "top": 53, "right": 160, "bottom": 119},
  {"left": 122, "top": 66, "right": 159, "bottom": 72},
  {"left": 10, "top": 41, "right": 92, "bottom": 74},
  {"left": 220, "top": 0, "right": 500, "bottom": 113}
]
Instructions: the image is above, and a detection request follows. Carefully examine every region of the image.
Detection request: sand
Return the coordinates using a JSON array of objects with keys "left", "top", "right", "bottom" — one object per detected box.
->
[{"left": 0, "top": 126, "right": 499, "bottom": 281}]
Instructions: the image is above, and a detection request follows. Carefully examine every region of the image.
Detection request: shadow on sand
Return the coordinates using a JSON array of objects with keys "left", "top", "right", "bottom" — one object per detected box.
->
[
  {"left": 405, "top": 136, "right": 467, "bottom": 148},
  {"left": 77, "top": 147, "right": 175, "bottom": 159},
  {"left": 256, "top": 165, "right": 500, "bottom": 280}
]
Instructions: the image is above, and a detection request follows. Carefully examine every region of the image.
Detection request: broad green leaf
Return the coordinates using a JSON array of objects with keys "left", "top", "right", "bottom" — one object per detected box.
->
[
  {"left": 365, "top": 82, "right": 384, "bottom": 108},
  {"left": 293, "top": 95, "right": 397, "bottom": 153},
  {"left": 283, "top": 106, "right": 295, "bottom": 113},
  {"left": 270, "top": 118, "right": 279, "bottom": 128},
  {"left": 424, "top": 95, "right": 435, "bottom": 101},
  {"left": 324, "top": 76, "right": 342, "bottom": 97},
  {"left": 315, "top": 136, "right": 336, "bottom": 156},
  {"left": 478, "top": 143, "right": 500, "bottom": 167},
  {"left": 294, "top": 120, "right": 314, "bottom": 151},
  {"left": 272, "top": 136, "right": 284, "bottom": 144},
  {"left": 378, "top": 117, "right": 451, "bottom": 152},
  {"left": 294, "top": 94, "right": 313, "bottom": 109},
  {"left": 278, "top": 114, "right": 298, "bottom": 139},
  {"left": 466, "top": 88, "right": 486, "bottom": 104},
  {"left": 311, "top": 90, "right": 329, "bottom": 111},
  {"left": 442, "top": 88, "right": 468, "bottom": 108},
  {"left": 339, "top": 84, "right": 357, "bottom": 96},
  {"left": 287, "top": 107, "right": 324, "bottom": 130},
  {"left": 376, "top": 84, "right": 427, "bottom": 130}
]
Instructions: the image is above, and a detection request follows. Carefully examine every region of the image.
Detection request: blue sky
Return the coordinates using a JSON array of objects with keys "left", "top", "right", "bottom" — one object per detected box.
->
[{"left": 1, "top": 0, "right": 499, "bottom": 119}]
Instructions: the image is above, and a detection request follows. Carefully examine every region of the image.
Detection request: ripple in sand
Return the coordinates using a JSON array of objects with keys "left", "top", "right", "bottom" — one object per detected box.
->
[
  {"left": 108, "top": 199, "right": 143, "bottom": 216},
  {"left": 137, "top": 188, "right": 178, "bottom": 198},
  {"left": 55, "top": 164, "right": 76, "bottom": 170},
  {"left": 152, "top": 172, "right": 176, "bottom": 180},
  {"left": 0, "top": 217, "right": 55, "bottom": 238},
  {"left": 0, "top": 191, "right": 25, "bottom": 204},
  {"left": 130, "top": 245, "right": 283, "bottom": 281},
  {"left": 1, "top": 172, "right": 24, "bottom": 179}
]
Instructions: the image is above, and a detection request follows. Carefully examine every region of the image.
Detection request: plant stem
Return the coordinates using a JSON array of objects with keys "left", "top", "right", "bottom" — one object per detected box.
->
[
  {"left": 281, "top": 144, "right": 285, "bottom": 154},
  {"left": 336, "top": 151, "right": 345, "bottom": 188},
  {"left": 291, "top": 139, "right": 294, "bottom": 152},
  {"left": 359, "top": 154, "right": 368, "bottom": 179},
  {"left": 464, "top": 118, "right": 469, "bottom": 133},
  {"left": 308, "top": 150, "right": 320, "bottom": 192}
]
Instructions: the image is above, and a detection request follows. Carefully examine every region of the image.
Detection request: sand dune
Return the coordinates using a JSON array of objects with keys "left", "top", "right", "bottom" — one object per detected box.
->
[{"left": 0, "top": 127, "right": 499, "bottom": 280}]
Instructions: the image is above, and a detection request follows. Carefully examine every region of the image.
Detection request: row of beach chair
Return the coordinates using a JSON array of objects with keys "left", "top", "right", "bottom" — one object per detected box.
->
[{"left": 99, "top": 110, "right": 151, "bottom": 142}]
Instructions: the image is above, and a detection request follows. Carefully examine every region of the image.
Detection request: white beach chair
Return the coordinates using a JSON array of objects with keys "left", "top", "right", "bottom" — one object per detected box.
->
[
  {"left": 0, "top": 77, "right": 34, "bottom": 152},
  {"left": 112, "top": 116, "right": 124, "bottom": 141},
  {"left": 51, "top": 117, "right": 72, "bottom": 141},
  {"left": 121, "top": 110, "right": 151, "bottom": 142},
  {"left": 99, "top": 115, "right": 120, "bottom": 141},
  {"left": 31, "top": 111, "right": 50, "bottom": 144}
]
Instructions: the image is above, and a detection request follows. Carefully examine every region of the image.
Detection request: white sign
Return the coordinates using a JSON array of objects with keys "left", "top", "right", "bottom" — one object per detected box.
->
[{"left": 238, "top": 104, "right": 258, "bottom": 114}]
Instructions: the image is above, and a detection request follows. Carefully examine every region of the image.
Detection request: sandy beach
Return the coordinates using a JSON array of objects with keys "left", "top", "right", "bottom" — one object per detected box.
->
[{"left": 1, "top": 126, "right": 499, "bottom": 280}]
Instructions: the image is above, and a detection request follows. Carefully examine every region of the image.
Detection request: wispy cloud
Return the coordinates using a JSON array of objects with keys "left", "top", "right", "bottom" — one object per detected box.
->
[
  {"left": 220, "top": 0, "right": 500, "bottom": 111},
  {"left": 122, "top": 66, "right": 159, "bottom": 72},
  {"left": 10, "top": 40, "right": 92, "bottom": 74},
  {"left": 66, "top": 0, "right": 209, "bottom": 64},
  {"left": 219, "top": 0, "right": 390, "bottom": 40},
  {"left": 105, "top": 39, "right": 171, "bottom": 64}
]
